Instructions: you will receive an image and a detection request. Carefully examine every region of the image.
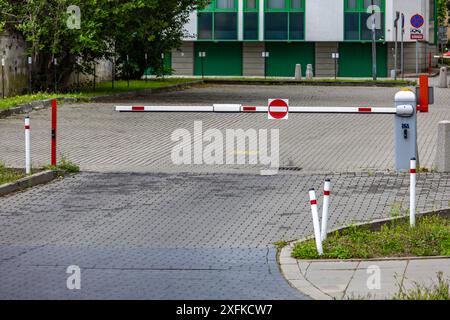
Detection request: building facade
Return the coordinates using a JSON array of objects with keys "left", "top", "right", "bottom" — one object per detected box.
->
[{"left": 171, "top": 0, "right": 438, "bottom": 77}]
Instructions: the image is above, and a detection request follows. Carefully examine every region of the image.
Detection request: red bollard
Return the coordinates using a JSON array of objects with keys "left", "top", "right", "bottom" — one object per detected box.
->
[
  {"left": 418, "top": 75, "right": 429, "bottom": 113},
  {"left": 51, "top": 99, "right": 57, "bottom": 166}
]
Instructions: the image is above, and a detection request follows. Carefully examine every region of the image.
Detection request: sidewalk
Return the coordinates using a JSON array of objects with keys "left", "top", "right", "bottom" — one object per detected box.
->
[{"left": 280, "top": 245, "right": 450, "bottom": 300}]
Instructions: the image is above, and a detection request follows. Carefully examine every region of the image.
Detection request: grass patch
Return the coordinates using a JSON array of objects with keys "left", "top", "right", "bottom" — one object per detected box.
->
[
  {"left": 292, "top": 215, "right": 450, "bottom": 260},
  {"left": 0, "top": 79, "right": 197, "bottom": 111},
  {"left": 393, "top": 272, "right": 450, "bottom": 300},
  {"left": 43, "top": 156, "right": 80, "bottom": 173},
  {"left": 0, "top": 163, "right": 25, "bottom": 185}
]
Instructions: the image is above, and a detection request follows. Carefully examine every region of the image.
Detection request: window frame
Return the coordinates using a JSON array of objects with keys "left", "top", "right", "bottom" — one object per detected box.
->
[
  {"left": 264, "top": 0, "right": 305, "bottom": 41},
  {"left": 197, "top": 0, "right": 239, "bottom": 41},
  {"left": 344, "top": 0, "right": 386, "bottom": 42},
  {"left": 243, "top": 0, "right": 260, "bottom": 40}
]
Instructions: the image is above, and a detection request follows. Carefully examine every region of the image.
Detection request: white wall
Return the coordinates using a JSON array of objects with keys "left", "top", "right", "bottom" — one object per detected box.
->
[
  {"left": 182, "top": 11, "right": 198, "bottom": 41},
  {"left": 306, "top": 0, "right": 344, "bottom": 42}
]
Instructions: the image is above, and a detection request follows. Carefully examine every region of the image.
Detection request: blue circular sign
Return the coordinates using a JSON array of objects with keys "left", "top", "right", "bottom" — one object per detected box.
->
[{"left": 410, "top": 14, "right": 424, "bottom": 29}]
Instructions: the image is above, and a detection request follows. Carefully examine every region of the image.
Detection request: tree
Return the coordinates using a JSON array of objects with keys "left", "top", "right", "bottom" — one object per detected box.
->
[{"left": 0, "top": 0, "right": 206, "bottom": 92}]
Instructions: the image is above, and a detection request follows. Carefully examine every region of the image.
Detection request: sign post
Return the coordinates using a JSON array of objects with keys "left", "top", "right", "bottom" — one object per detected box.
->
[
  {"left": 332, "top": 53, "right": 339, "bottom": 79},
  {"left": 262, "top": 52, "right": 269, "bottom": 79},
  {"left": 199, "top": 52, "right": 206, "bottom": 80},
  {"left": 1, "top": 57, "right": 4, "bottom": 98},
  {"left": 401, "top": 13, "right": 405, "bottom": 79}
]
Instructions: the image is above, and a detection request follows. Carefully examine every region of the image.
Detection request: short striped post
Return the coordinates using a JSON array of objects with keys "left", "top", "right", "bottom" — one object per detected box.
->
[
  {"left": 24, "top": 116, "right": 31, "bottom": 174},
  {"left": 410, "top": 158, "right": 416, "bottom": 227},
  {"left": 309, "top": 188, "right": 323, "bottom": 255},
  {"left": 321, "top": 179, "right": 331, "bottom": 241}
]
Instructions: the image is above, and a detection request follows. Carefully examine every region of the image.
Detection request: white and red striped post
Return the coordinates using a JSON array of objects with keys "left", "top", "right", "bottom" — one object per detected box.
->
[
  {"left": 24, "top": 116, "right": 31, "bottom": 174},
  {"left": 309, "top": 188, "right": 323, "bottom": 255},
  {"left": 410, "top": 158, "right": 416, "bottom": 227},
  {"left": 321, "top": 179, "right": 331, "bottom": 241}
]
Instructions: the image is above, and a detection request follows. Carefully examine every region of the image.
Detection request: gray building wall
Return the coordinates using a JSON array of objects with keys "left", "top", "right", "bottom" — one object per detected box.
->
[
  {"left": 243, "top": 42, "right": 265, "bottom": 77},
  {"left": 0, "top": 32, "right": 28, "bottom": 97},
  {"left": 315, "top": 42, "right": 339, "bottom": 77},
  {"left": 172, "top": 42, "right": 194, "bottom": 76},
  {"left": 387, "top": 41, "right": 438, "bottom": 74}
]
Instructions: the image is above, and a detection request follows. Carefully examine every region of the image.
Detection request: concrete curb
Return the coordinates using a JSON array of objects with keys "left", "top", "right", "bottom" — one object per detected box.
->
[
  {"left": 0, "top": 80, "right": 204, "bottom": 118},
  {"left": 0, "top": 170, "right": 63, "bottom": 197},
  {"left": 278, "top": 208, "right": 450, "bottom": 300},
  {"left": 204, "top": 79, "right": 416, "bottom": 88}
]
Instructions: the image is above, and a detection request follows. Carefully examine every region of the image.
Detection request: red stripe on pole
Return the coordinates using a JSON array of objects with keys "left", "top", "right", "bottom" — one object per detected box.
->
[
  {"left": 310, "top": 200, "right": 317, "bottom": 205},
  {"left": 358, "top": 107, "right": 372, "bottom": 113},
  {"left": 25, "top": 125, "right": 30, "bottom": 130},
  {"left": 243, "top": 106, "right": 256, "bottom": 111},
  {"left": 132, "top": 106, "right": 145, "bottom": 111},
  {"left": 51, "top": 99, "right": 57, "bottom": 166},
  {"left": 410, "top": 169, "right": 416, "bottom": 174},
  {"left": 324, "top": 191, "right": 330, "bottom": 196}
]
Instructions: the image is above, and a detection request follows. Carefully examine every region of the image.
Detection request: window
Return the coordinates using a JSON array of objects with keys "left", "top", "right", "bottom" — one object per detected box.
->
[
  {"left": 198, "top": 12, "right": 213, "bottom": 39},
  {"left": 265, "top": 12, "right": 288, "bottom": 40},
  {"left": 244, "top": 12, "right": 258, "bottom": 39},
  {"left": 216, "top": 0, "right": 235, "bottom": 9},
  {"left": 245, "top": 0, "right": 257, "bottom": 10},
  {"left": 344, "top": 0, "right": 385, "bottom": 41},
  {"left": 265, "top": 0, "right": 305, "bottom": 40},
  {"left": 198, "top": 0, "right": 238, "bottom": 40},
  {"left": 267, "top": 0, "right": 285, "bottom": 9},
  {"left": 215, "top": 12, "right": 237, "bottom": 39}
]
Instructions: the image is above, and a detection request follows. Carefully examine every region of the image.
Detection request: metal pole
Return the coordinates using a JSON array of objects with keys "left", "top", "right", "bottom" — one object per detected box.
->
[
  {"left": 309, "top": 188, "right": 323, "bottom": 256},
  {"left": 25, "top": 116, "right": 31, "bottom": 175},
  {"left": 416, "top": 40, "right": 419, "bottom": 74},
  {"left": 145, "top": 53, "right": 148, "bottom": 83},
  {"left": 394, "top": 12, "right": 400, "bottom": 80},
  {"left": 201, "top": 55, "right": 204, "bottom": 80},
  {"left": 1, "top": 58, "right": 5, "bottom": 98},
  {"left": 93, "top": 62, "right": 96, "bottom": 92},
  {"left": 127, "top": 55, "right": 130, "bottom": 88},
  {"left": 28, "top": 57, "right": 32, "bottom": 94},
  {"left": 401, "top": 13, "right": 405, "bottom": 79},
  {"left": 51, "top": 99, "right": 57, "bottom": 166},
  {"left": 371, "top": 0, "right": 377, "bottom": 80},
  {"left": 334, "top": 56, "right": 337, "bottom": 80},
  {"left": 321, "top": 179, "right": 331, "bottom": 241},
  {"left": 410, "top": 158, "right": 416, "bottom": 227},
  {"left": 54, "top": 58, "right": 57, "bottom": 93}
]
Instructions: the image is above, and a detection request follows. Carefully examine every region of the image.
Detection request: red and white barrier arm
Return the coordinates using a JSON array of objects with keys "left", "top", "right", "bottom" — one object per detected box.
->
[
  {"left": 117, "top": 105, "right": 397, "bottom": 114},
  {"left": 115, "top": 105, "right": 215, "bottom": 112}
]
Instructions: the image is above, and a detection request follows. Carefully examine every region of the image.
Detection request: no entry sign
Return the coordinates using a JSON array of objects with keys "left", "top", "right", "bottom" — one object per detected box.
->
[{"left": 268, "top": 99, "right": 289, "bottom": 120}]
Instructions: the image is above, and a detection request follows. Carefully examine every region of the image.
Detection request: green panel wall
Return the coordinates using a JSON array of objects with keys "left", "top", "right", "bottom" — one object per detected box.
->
[
  {"left": 194, "top": 42, "right": 243, "bottom": 76},
  {"left": 265, "top": 42, "right": 315, "bottom": 77},
  {"left": 338, "top": 43, "right": 387, "bottom": 77}
]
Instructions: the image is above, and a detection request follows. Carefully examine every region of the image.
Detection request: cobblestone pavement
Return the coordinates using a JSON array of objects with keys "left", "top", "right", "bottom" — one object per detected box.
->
[
  {"left": 0, "top": 80, "right": 449, "bottom": 173},
  {"left": 1, "top": 171, "right": 450, "bottom": 299},
  {"left": 1, "top": 81, "right": 450, "bottom": 299}
]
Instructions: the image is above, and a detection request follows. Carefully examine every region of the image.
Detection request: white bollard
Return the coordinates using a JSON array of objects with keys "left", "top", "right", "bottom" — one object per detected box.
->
[
  {"left": 438, "top": 67, "right": 448, "bottom": 88},
  {"left": 321, "top": 179, "right": 331, "bottom": 241},
  {"left": 410, "top": 158, "right": 416, "bottom": 227},
  {"left": 24, "top": 116, "right": 31, "bottom": 175},
  {"left": 309, "top": 188, "right": 323, "bottom": 255},
  {"left": 295, "top": 64, "right": 302, "bottom": 80},
  {"left": 306, "top": 64, "right": 314, "bottom": 80}
]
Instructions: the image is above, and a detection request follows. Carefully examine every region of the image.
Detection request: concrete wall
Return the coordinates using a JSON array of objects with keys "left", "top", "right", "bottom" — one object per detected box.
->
[
  {"left": 386, "top": 0, "right": 429, "bottom": 42},
  {"left": 183, "top": 11, "right": 198, "bottom": 41},
  {"left": 172, "top": 42, "right": 194, "bottom": 76},
  {"left": 0, "top": 32, "right": 28, "bottom": 96},
  {"left": 243, "top": 42, "right": 265, "bottom": 77},
  {"left": 315, "top": 42, "right": 339, "bottom": 77},
  {"left": 306, "top": 0, "right": 344, "bottom": 42},
  {"left": 387, "top": 41, "right": 437, "bottom": 74}
]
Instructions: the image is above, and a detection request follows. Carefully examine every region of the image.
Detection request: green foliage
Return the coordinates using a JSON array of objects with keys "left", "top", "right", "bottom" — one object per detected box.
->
[
  {"left": 292, "top": 215, "right": 450, "bottom": 259},
  {"left": 393, "top": 272, "right": 450, "bottom": 300},
  {"left": 274, "top": 240, "right": 288, "bottom": 249},
  {"left": 0, "top": 79, "right": 195, "bottom": 111},
  {"left": 437, "top": 0, "right": 448, "bottom": 26},
  {"left": 0, "top": 163, "right": 25, "bottom": 185},
  {"left": 0, "top": 0, "right": 207, "bottom": 90},
  {"left": 43, "top": 155, "right": 80, "bottom": 173}
]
